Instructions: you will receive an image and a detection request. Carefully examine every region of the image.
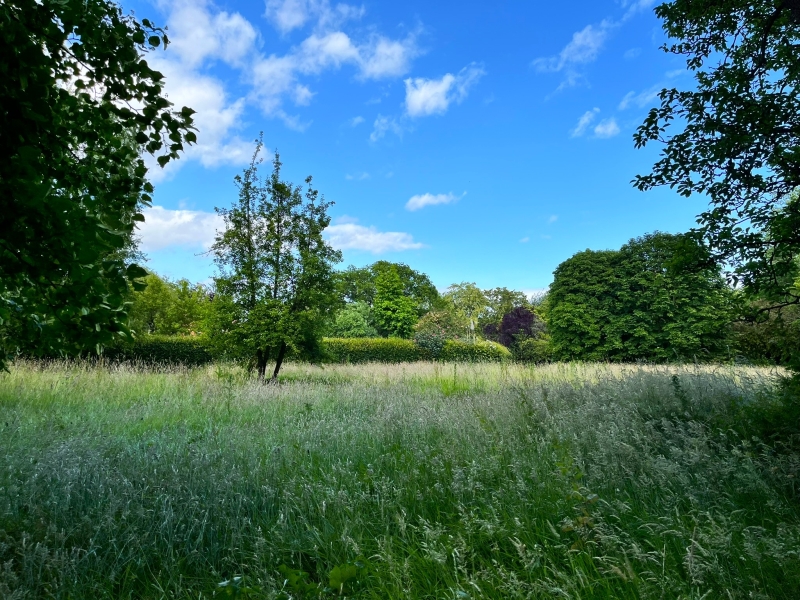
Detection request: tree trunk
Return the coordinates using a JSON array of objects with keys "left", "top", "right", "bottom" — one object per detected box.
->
[
  {"left": 256, "top": 348, "right": 270, "bottom": 383},
  {"left": 271, "top": 341, "right": 287, "bottom": 382}
]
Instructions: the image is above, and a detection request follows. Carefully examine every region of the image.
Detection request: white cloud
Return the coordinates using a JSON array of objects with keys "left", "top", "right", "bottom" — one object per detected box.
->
[
  {"left": 570, "top": 108, "right": 599, "bottom": 137},
  {"left": 404, "top": 64, "right": 485, "bottom": 117},
  {"left": 138, "top": 206, "right": 223, "bottom": 252},
  {"left": 594, "top": 117, "right": 621, "bottom": 138},
  {"left": 325, "top": 222, "right": 424, "bottom": 253},
  {"left": 620, "top": 0, "right": 657, "bottom": 19},
  {"left": 405, "top": 192, "right": 463, "bottom": 211},
  {"left": 618, "top": 85, "right": 660, "bottom": 110},
  {"left": 548, "top": 214, "right": 558, "bottom": 223},
  {"left": 370, "top": 115, "right": 403, "bottom": 142},
  {"left": 533, "top": 20, "right": 614, "bottom": 75},
  {"left": 345, "top": 172, "right": 370, "bottom": 180},
  {"left": 166, "top": 0, "right": 259, "bottom": 68},
  {"left": 519, "top": 236, "right": 530, "bottom": 243},
  {"left": 532, "top": 0, "right": 654, "bottom": 91},
  {"left": 350, "top": 116, "right": 365, "bottom": 126},
  {"left": 265, "top": 0, "right": 365, "bottom": 34},
  {"left": 623, "top": 47, "right": 641, "bottom": 60}
]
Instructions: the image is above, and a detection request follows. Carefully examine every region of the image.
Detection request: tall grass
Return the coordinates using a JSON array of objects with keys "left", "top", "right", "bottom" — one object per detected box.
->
[{"left": 0, "top": 360, "right": 797, "bottom": 598}]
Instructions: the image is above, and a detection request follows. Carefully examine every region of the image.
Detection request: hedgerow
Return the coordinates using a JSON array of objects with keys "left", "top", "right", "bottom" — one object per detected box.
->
[
  {"left": 321, "top": 337, "right": 424, "bottom": 363},
  {"left": 105, "top": 335, "right": 213, "bottom": 366},
  {"left": 439, "top": 340, "right": 511, "bottom": 362}
]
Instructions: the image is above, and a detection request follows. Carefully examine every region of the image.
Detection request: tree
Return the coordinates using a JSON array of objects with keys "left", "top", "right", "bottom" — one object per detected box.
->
[
  {"left": 634, "top": 0, "right": 800, "bottom": 312},
  {"left": 478, "top": 287, "right": 532, "bottom": 334},
  {"left": 443, "top": 283, "right": 488, "bottom": 342},
  {"left": 326, "top": 302, "right": 378, "bottom": 338},
  {"left": 0, "top": 0, "right": 195, "bottom": 368},
  {"left": 335, "top": 261, "right": 439, "bottom": 316},
  {"left": 496, "top": 306, "right": 546, "bottom": 348},
  {"left": 548, "top": 232, "right": 733, "bottom": 362},
  {"left": 208, "top": 138, "right": 341, "bottom": 381},
  {"left": 127, "top": 273, "right": 208, "bottom": 335},
  {"left": 373, "top": 266, "right": 418, "bottom": 338}
]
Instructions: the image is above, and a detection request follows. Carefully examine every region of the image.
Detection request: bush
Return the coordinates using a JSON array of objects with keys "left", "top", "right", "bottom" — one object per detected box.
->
[
  {"left": 321, "top": 337, "right": 424, "bottom": 363},
  {"left": 513, "top": 337, "right": 554, "bottom": 363},
  {"left": 106, "top": 335, "right": 213, "bottom": 366},
  {"left": 413, "top": 330, "right": 447, "bottom": 359},
  {"left": 439, "top": 340, "right": 511, "bottom": 362}
]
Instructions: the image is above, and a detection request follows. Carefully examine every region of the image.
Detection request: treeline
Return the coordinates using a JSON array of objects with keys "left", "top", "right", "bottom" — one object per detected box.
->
[{"left": 124, "top": 232, "right": 799, "bottom": 367}]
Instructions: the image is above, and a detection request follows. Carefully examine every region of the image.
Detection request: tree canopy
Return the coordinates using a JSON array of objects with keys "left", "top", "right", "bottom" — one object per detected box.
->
[
  {"left": 0, "top": 0, "right": 195, "bottom": 367},
  {"left": 634, "top": 0, "right": 800, "bottom": 308},
  {"left": 548, "top": 232, "right": 733, "bottom": 362}
]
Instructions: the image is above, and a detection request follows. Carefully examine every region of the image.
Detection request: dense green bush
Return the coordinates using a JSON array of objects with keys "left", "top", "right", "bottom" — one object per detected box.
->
[
  {"left": 322, "top": 337, "right": 424, "bottom": 363},
  {"left": 439, "top": 340, "right": 511, "bottom": 362},
  {"left": 106, "top": 335, "right": 213, "bottom": 366},
  {"left": 513, "top": 337, "right": 554, "bottom": 363}
]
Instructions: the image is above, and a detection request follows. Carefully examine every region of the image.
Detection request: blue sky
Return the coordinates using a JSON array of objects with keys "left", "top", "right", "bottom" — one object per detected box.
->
[{"left": 128, "top": 0, "right": 704, "bottom": 294}]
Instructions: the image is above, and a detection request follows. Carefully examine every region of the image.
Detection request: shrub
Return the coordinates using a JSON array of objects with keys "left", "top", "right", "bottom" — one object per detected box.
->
[
  {"left": 413, "top": 330, "right": 447, "bottom": 358},
  {"left": 439, "top": 340, "right": 511, "bottom": 362},
  {"left": 327, "top": 302, "right": 378, "bottom": 338},
  {"left": 514, "top": 337, "right": 554, "bottom": 363},
  {"left": 106, "top": 335, "right": 213, "bottom": 366},
  {"left": 321, "top": 337, "right": 424, "bottom": 363}
]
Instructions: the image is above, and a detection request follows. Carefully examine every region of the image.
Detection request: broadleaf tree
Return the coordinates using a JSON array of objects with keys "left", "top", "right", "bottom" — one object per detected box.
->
[
  {"left": 634, "top": 0, "right": 800, "bottom": 311},
  {"left": 0, "top": 0, "right": 195, "bottom": 368},
  {"left": 208, "top": 138, "right": 342, "bottom": 381},
  {"left": 548, "top": 233, "right": 733, "bottom": 362}
]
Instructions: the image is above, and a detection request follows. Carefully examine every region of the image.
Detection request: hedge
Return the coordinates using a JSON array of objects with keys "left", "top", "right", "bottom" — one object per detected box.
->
[
  {"left": 439, "top": 340, "right": 512, "bottom": 362},
  {"left": 321, "top": 337, "right": 424, "bottom": 363},
  {"left": 102, "top": 336, "right": 511, "bottom": 366},
  {"left": 105, "top": 335, "right": 213, "bottom": 366}
]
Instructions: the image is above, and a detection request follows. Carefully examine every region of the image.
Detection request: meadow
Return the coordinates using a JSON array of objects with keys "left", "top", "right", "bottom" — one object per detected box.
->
[{"left": 0, "top": 360, "right": 798, "bottom": 599}]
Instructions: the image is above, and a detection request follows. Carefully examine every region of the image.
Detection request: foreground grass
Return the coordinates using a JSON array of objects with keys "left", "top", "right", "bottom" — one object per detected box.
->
[{"left": 0, "top": 361, "right": 798, "bottom": 599}]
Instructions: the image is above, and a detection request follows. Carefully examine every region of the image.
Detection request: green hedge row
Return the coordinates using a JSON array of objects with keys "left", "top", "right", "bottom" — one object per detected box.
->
[
  {"left": 321, "top": 337, "right": 424, "bottom": 363},
  {"left": 105, "top": 335, "right": 213, "bottom": 366},
  {"left": 322, "top": 337, "right": 511, "bottom": 363},
  {"left": 440, "top": 339, "right": 512, "bottom": 362},
  {"left": 105, "top": 336, "right": 512, "bottom": 365}
]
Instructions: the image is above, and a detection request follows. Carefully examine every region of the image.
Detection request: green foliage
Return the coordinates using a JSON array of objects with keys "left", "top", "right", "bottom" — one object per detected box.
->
[
  {"left": 106, "top": 335, "right": 213, "bottom": 366},
  {"left": 733, "top": 303, "right": 800, "bottom": 368},
  {"left": 413, "top": 330, "right": 447, "bottom": 359},
  {"left": 325, "top": 302, "right": 377, "bottom": 338},
  {"left": 442, "top": 282, "right": 489, "bottom": 342},
  {"left": 439, "top": 339, "right": 512, "bottom": 362},
  {"left": 127, "top": 273, "right": 208, "bottom": 336},
  {"left": 372, "top": 266, "right": 418, "bottom": 338},
  {"left": 634, "top": 0, "right": 800, "bottom": 315},
  {"left": 208, "top": 138, "right": 341, "bottom": 380},
  {"left": 413, "top": 309, "right": 465, "bottom": 340},
  {"left": 335, "top": 261, "right": 439, "bottom": 315},
  {"left": 548, "top": 232, "right": 734, "bottom": 362},
  {"left": 0, "top": 0, "right": 195, "bottom": 369},
  {"left": 479, "top": 287, "right": 532, "bottom": 332},
  {"left": 514, "top": 336, "right": 554, "bottom": 363},
  {"left": 322, "top": 337, "right": 424, "bottom": 363}
]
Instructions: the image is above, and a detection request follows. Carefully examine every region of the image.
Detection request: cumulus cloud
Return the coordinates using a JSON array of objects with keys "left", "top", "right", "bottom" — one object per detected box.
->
[
  {"left": 405, "top": 192, "right": 463, "bottom": 211},
  {"left": 166, "top": 0, "right": 258, "bottom": 68},
  {"left": 570, "top": 108, "right": 599, "bottom": 137},
  {"left": 138, "top": 206, "right": 224, "bottom": 252},
  {"left": 325, "top": 222, "right": 424, "bottom": 253},
  {"left": 594, "top": 117, "right": 621, "bottom": 138},
  {"left": 404, "top": 64, "right": 485, "bottom": 117}
]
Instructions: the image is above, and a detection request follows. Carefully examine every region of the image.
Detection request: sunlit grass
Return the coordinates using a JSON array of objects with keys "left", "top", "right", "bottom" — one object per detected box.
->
[{"left": 0, "top": 360, "right": 797, "bottom": 598}]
